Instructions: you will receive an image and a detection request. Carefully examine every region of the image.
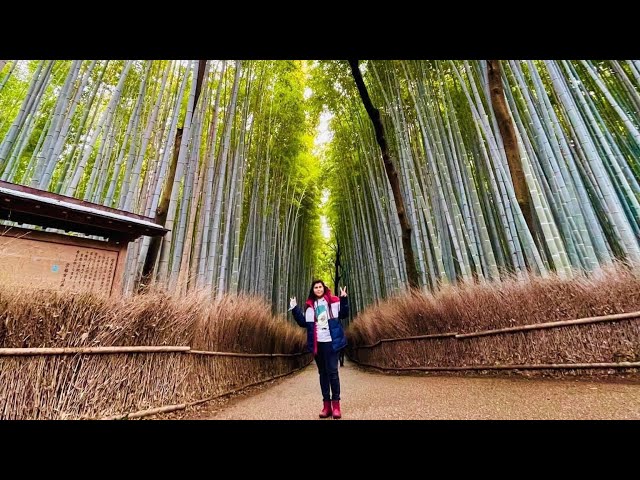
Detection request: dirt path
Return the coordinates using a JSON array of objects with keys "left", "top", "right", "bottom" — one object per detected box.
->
[{"left": 180, "top": 360, "right": 640, "bottom": 420}]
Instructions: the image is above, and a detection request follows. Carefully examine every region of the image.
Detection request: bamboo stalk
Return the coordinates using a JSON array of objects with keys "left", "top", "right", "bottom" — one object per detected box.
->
[
  {"left": 353, "top": 310, "right": 640, "bottom": 348},
  {"left": 0, "top": 346, "right": 191, "bottom": 356},
  {"left": 455, "top": 311, "right": 640, "bottom": 339},
  {"left": 103, "top": 403, "right": 188, "bottom": 420},
  {"left": 188, "top": 350, "right": 308, "bottom": 357},
  {"left": 355, "top": 333, "right": 458, "bottom": 349},
  {"left": 352, "top": 360, "right": 640, "bottom": 372},
  {"left": 0, "top": 346, "right": 308, "bottom": 357}
]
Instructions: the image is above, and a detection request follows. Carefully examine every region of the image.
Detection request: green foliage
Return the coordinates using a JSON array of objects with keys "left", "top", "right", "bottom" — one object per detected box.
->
[{"left": 313, "top": 239, "right": 336, "bottom": 284}]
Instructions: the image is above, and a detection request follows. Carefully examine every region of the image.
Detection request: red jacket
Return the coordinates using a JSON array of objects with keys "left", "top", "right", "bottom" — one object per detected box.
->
[{"left": 292, "top": 288, "right": 349, "bottom": 354}]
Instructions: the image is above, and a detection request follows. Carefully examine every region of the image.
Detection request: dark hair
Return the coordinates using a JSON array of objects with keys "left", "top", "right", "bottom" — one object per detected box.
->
[{"left": 307, "top": 279, "right": 328, "bottom": 302}]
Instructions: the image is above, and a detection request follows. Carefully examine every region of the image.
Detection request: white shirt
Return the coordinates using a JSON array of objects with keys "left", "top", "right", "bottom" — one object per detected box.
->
[{"left": 306, "top": 297, "right": 340, "bottom": 343}]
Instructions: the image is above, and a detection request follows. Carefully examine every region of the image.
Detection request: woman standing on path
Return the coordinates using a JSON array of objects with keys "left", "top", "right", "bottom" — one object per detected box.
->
[{"left": 289, "top": 279, "right": 349, "bottom": 419}]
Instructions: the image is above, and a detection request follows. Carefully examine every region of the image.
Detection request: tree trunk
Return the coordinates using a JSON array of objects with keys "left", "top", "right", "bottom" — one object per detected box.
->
[
  {"left": 140, "top": 60, "right": 207, "bottom": 290},
  {"left": 139, "top": 127, "right": 183, "bottom": 289},
  {"left": 486, "top": 60, "right": 534, "bottom": 236},
  {"left": 348, "top": 60, "right": 419, "bottom": 289}
]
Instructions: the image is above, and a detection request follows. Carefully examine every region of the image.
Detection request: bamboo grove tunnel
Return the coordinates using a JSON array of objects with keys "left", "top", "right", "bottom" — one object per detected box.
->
[{"left": 0, "top": 60, "right": 639, "bottom": 419}]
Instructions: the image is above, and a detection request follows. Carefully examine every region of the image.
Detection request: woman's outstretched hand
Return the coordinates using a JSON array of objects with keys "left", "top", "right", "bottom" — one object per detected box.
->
[
  {"left": 289, "top": 297, "right": 297, "bottom": 310},
  {"left": 339, "top": 286, "right": 348, "bottom": 297}
]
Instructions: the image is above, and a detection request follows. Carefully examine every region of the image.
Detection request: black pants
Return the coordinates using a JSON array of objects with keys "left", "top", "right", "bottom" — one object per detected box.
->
[{"left": 315, "top": 341, "right": 340, "bottom": 401}]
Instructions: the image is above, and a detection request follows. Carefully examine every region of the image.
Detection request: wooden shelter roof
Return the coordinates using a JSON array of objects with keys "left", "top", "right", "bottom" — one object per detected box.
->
[{"left": 0, "top": 180, "right": 167, "bottom": 241}]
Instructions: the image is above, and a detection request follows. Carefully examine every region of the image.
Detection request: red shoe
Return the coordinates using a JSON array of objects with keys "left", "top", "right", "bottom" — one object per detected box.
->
[
  {"left": 331, "top": 400, "right": 341, "bottom": 419},
  {"left": 319, "top": 400, "right": 332, "bottom": 418}
]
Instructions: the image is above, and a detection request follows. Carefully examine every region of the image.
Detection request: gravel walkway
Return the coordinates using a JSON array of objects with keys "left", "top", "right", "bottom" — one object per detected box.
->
[{"left": 198, "top": 360, "right": 640, "bottom": 420}]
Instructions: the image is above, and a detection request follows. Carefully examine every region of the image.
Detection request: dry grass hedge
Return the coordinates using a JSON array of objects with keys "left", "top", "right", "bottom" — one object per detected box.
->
[
  {"left": 348, "top": 264, "right": 640, "bottom": 376},
  {"left": 0, "top": 286, "right": 308, "bottom": 419}
]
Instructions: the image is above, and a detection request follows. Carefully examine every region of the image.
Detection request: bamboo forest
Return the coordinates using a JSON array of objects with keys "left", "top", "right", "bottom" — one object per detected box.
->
[
  {"left": 1, "top": 60, "right": 639, "bottom": 420},
  {"left": 3, "top": 60, "right": 640, "bottom": 310}
]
